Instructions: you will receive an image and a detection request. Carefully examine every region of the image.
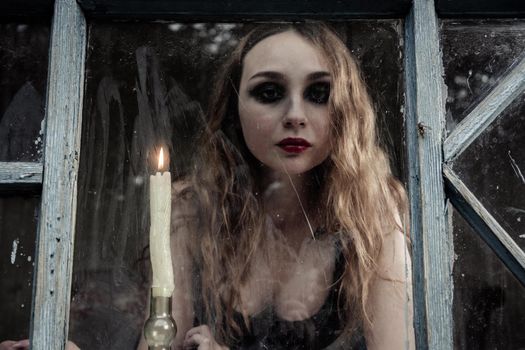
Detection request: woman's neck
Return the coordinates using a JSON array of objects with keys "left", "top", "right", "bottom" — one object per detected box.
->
[{"left": 260, "top": 169, "right": 320, "bottom": 240}]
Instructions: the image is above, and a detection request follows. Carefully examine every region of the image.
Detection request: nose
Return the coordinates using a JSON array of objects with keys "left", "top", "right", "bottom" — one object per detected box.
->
[{"left": 282, "top": 96, "right": 306, "bottom": 128}]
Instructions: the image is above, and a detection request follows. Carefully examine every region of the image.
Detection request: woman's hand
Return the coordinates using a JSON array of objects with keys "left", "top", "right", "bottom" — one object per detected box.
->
[
  {"left": 183, "top": 325, "right": 228, "bottom": 350},
  {"left": 0, "top": 340, "right": 79, "bottom": 350},
  {"left": 0, "top": 340, "right": 29, "bottom": 350}
]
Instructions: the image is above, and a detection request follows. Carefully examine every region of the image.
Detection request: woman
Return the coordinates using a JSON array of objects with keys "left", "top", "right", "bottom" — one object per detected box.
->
[
  {"left": 0, "top": 22, "right": 412, "bottom": 350},
  {"left": 151, "top": 23, "right": 414, "bottom": 350},
  {"left": 143, "top": 22, "right": 414, "bottom": 350}
]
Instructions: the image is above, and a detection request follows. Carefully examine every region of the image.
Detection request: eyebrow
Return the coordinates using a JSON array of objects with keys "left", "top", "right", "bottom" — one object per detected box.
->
[{"left": 248, "top": 70, "right": 331, "bottom": 81}]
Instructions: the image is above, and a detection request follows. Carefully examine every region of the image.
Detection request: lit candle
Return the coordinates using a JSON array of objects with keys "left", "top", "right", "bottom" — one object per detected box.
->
[{"left": 149, "top": 147, "right": 174, "bottom": 297}]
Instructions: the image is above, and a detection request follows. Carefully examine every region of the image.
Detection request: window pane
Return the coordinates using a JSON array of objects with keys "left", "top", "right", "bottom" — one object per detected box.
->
[
  {"left": 453, "top": 95, "right": 525, "bottom": 250},
  {"left": 452, "top": 208, "right": 525, "bottom": 349},
  {"left": 441, "top": 19, "right": 525, "bottom": 134},
  {"left": 0, "top": 23, "right": 50, "bottom": 161},
  {"left": 0, "top": 194, "right": 40, "bottom": 341},
  {"left": 70, "top": 21, "right": 410, "bottom": 349},
  {"left": 444, "top": 20, "right": 525, "bottom": 349}
]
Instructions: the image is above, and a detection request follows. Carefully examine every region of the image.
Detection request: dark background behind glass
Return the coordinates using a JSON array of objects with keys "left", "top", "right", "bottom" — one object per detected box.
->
[
  {"left": 0, "top": 22, "right": 49, "bottom": 341},
  {"left": 0, "top": 23, "right": 49, "bottom": 162},
  {"left": 442, "top": 19, "right": 525, "bottom": 349},
  {"left": 0, "top": 194, "right": 41, "bottom": 341}
]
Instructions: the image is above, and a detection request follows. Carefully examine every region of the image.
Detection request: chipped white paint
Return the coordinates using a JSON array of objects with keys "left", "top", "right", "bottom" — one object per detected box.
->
[
  {"left": 508, "top": 150, "right": 525, "bottom": 185},
  {"left": 11, "top": 238, "right": 19, "bottom": 264},
  {"left": 444, "top": 56, "right": 525, "bottom": 163}
]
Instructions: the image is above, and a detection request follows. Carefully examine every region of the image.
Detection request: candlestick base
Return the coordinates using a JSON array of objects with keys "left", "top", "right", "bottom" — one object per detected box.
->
[{"left": 144, "top": 293, "right": 177, "bottom": 350}]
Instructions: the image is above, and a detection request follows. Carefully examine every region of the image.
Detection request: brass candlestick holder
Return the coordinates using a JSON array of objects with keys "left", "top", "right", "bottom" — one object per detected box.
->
[{"left": 144, "top": 293, "right": 177, "bottom": 350}]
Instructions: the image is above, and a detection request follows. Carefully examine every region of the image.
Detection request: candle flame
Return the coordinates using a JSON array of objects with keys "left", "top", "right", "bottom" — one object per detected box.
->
[{"left": 158, "top": 147, "right": 164, "bottom": 170}]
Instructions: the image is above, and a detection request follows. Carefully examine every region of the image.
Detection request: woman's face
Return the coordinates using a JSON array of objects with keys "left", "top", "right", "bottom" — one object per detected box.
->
[{"left": 238, "top": 30, "right": 332, "bottom": 175}]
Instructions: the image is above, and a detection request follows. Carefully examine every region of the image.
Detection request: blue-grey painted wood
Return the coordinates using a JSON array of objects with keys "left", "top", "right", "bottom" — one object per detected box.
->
[
  {"left": 444, "top": 56, "right": 525, "bottom": 163},
  {"left": 404, "top": 1, "right": 453, "bottom": 349},
  {"left": 76, "top": 0, "right": 412, "bottom": 19},
  {"left": 29, "top": 0, "right": 86, "bottom": 348},
  {"left": 404, "top": 9, "right": 428, "bottom": 350},
  {"left": 443, "top": 165, "right": 525, "bottom": 277},
  {"left": 0, "top": 162, "right": 43, "bottom": 184}
]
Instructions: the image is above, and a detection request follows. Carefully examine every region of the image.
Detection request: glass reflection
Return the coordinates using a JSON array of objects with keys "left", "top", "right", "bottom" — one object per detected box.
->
[
  {"left": 0, "top": 23, "right": 50, "bottom": 161},
  {"left": 70, "top": 21, "right": 411, "bottom": 349}
]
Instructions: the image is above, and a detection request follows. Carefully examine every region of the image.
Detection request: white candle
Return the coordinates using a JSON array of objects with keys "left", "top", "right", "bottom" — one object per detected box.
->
[{"left": 149, "top": 147, "right": 174, "bottom": 297}]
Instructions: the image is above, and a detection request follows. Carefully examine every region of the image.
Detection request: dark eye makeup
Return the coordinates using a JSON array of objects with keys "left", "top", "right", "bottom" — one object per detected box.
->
[
  {"left": 304, "top": 81, "right": 330, "bottom": 105},
  {"left": 248, "top": 81, "right": 331, "bottom": 105},
  {"left": 248, "top": 82, "right": 285, "bottom": 104}
]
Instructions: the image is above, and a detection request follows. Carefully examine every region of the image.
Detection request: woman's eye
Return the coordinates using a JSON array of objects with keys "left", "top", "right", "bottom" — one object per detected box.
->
[
  {"left": 305, "top": 82, "right": 330, "bottom": 104},
  {"left": 249, "top": 82, "right": 285, "bottom": 104}
]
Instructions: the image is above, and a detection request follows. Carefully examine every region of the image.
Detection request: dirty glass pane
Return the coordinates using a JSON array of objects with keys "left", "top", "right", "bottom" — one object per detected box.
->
[
  {"left": 441, "top": 19, "right": 525, "bottom": 134},
  {"left": 452, "top": 208, "right": 525, "bottom": 349},
  {"left": 0, "top": 23, "right": 50, "bottom": 161},
  {"left": 0, "top": 194, "right": 40, "bottom": 341},
  {"left": 70, "top": 21, "right": 410, "bottom": 349},
  {"left": 453, "top": 95, "right": 525, "bottom": 250}
]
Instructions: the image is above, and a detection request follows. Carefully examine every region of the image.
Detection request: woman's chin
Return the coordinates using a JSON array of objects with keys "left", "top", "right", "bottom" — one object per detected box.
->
[{"left": 264, "top": 159, "right": 322, "bottom": 177}]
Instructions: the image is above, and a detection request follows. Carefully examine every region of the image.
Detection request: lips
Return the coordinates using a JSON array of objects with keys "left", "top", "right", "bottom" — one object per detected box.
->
[{"left": 276, "top": 137, "right": 311, "bottom": 154}]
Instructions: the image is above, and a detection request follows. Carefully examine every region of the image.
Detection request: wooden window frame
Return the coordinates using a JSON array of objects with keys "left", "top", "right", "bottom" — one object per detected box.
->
[{"left": 1, "top": 0, "right": 524, "bottom": 349}]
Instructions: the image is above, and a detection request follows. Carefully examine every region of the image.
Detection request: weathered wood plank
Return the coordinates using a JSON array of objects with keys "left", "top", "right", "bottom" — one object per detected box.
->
[
  {"left": 444, "top": 56, "right": 525, "bottom": 163},
  {"left": 444, "top": 165, "right": 525, "bottom": 283},
  {"left": 403, "top": 10, "right": 427, "bottom": 350},
  {"left": 404, "top": 1, "right": 453, "bottom": 349},
  {"left": 77, "top": 0, "right": 412, "bottom": 19},
  {"left": 0, "top": 162, "right": 43, "bottom": 184},
  {"left": 30, "top": 0, "right": 86, "bottom": 349}
]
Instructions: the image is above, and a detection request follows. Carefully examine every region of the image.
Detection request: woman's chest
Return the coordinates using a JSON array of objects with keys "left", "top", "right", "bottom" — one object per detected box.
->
[{"left": 238, "top": 238, "right": 338, "bottom": 321}]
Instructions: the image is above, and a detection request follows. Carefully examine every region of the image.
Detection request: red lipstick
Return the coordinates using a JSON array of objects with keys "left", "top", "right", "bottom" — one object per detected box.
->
[{"left": 277, "top": 138, "right": 311, "bottom": 154}]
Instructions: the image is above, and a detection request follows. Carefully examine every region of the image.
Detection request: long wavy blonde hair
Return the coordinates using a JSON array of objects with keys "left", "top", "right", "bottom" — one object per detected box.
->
[{"left": 187, "top": 22, "right": 408, "bottom": 344}]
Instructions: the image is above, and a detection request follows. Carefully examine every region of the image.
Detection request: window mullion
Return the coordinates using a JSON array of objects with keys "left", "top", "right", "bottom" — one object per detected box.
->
[
  {"left": 30, "top": 0, "right": 86, "bottom": 348},
  {"left": 404, "top": 0, "right": 453, "bottom": 349}
]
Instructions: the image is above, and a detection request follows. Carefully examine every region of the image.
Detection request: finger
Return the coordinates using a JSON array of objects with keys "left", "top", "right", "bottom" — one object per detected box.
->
[
  {"left": 0, "top": 341, "right": 17, "bottom": 350},
  {"left": 13, "top": 340, "right": 30, "bottom": 349},
  {"left": 186, "top": 325, "right": 211, "bottom": 337},
  {"left": 183, "top": 333, "right": 211, "bottom": 349},
  {"left": 185, "top": 325, "right": 213, "bottom": 342}
]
